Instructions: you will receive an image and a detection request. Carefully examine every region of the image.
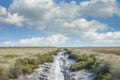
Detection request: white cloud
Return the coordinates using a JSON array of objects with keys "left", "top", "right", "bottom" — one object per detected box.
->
[
  {"left": 96, "top": 31, "right": 120, "bottom": 43},
  {"left": 19, "top": 37, "right": 44, "bottom": 45},
  {"left": 1, "top": 0, "right": 120, "bottom": 28},
  {"left": 45, "top": 34, "right": 70, "bottom": 45},
  {"left": 9, "top": 0, "right": 120, "bottom": 19},
  {"left": 1, "top": 0, "right": 117, "bottom": 30},
  {"left": 0, "top": 6, "right": 7, "bottom": 15},
  {"left": 83, "top": 31, "right": 120, "bottom": 44},
  {"left": 1, "top": 0, "right": 120, "bottom": 46},
  {"left": 8, "top": 0, "right": 119, "bottom": 31},
  {"left": 9, "top": 0, "right": 55, "bottom": 28},
  {"left": 4, "top": 13, "right": 24, "bottom": 26},
  {"left": 9, "top": 0, "right": 80, "bottom": 29},
  {"left": 4, "top": 41, "right": 15, "bottom": 46},
  {"left": 79, "top": 0, "right": 119, "bottom": 18},
  {"left": 0, "top": 6, "right": 24, "bottom": 26},
  {"left": 3, "top": 34, "right": 70, "bottom": 46}
]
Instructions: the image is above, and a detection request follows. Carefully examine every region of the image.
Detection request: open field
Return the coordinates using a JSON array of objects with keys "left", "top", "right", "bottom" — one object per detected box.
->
[
  {"left": 90, "top": 47, "right": 120, "bottom": 55},
  {"left": 67, "top": 47, "right": 120, "bottom": 80},
  {"left": 0, "top": 47, "right": 58, "bottom": 80},
  {"left": 0, "top": 47, "right": 120, "bottom": 80}
]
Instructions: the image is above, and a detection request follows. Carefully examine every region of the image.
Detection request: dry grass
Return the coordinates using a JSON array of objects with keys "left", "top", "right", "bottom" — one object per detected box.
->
[
  {"left": 0, "top": 47, "right": 57, "bottom": 65},
  {"left": 67, "top": 47, "right": 120, "bottom": 80},
  {"left": 0, "top": 47, "right": 58, "bottom": 80},
  {"left": 91, "top": 47, "right": 120, "bottom": 55}
]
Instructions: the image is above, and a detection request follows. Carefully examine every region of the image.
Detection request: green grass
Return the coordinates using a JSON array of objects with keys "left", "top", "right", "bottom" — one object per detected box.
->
[
  {"left": 70, "top": 54, "right": 113, "bottom": 80},
  {"left": 93, "top": 62, "right": 112, "bottom": 80},
  {"left": 3, "top": 54, "right": 18, "bottom": 59},
  {"left": 9, "top": 58, "right": 38, "bottom": 79},
  {"left": 9, "top": 50, "right": 58, "bottom": 79},
  {"left": 70, "top": 54, "right": 96, "bottom": 71},
  {"left": 36, "top": 54, "right": 54, "bottom": 64},
  {"left": 0, "top": 67, "right": 9, "bottom": 80},
  {"left": 65, "top": 49, "right": 113, "bottom": 80},
  {"left": 70, "top": 61, "right": 87, "bottom": 71}
]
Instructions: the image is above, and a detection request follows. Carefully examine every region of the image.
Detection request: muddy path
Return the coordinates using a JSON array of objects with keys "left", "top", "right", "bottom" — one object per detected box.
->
[{"left": 15, "top": 49, "right": 94, "bottom": 80}]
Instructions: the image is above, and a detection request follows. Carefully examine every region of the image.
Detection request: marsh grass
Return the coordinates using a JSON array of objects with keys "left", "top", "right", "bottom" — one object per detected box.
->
[
  {"left": 3, "top": 54, "right": 18, "bottom": 59},
  {"left": 93, "top": 62, "right": 112, "bottom": 80},
  {"left": 66, "top": 48, "right": 114, "bottom": 80},
  {"left": 70, "top": 54, "right": 96, "bottom": 71},
  {"left": 0, "top": 67, "right": 9, "bottom": 80},
  {"left": 93, "top": 49, "right": 120, "bottom": 55},
  {"left": 9, "top": 52, "right": 56, "bottom": 79},
  {"left": 9, "top": 58, "right": 38, "bottom": 78},
  {"left": 0, "top": 47, "right": 59, "bottom": 80}
]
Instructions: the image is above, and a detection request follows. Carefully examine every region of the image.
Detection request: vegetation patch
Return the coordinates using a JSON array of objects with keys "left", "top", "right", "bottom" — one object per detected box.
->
[
  {"left": 0, "top": 67, "right": 9, "bottom": 80},
  {"left": 3, "top": 54, "right": 18, "bottom": 59},
  {"left": 70, "top": 54, "right": 96, "bottom": 71},
  {"left": 9, "top": 51, "right": 58, "bottom": 79},
  {"left": 36, "top": 54, "right": 54, "bottom": 64},
  {"left": 0, "top": 48, "right": 59, "bottom": 80},
  {"left": 70, "top": 61, "right": 87, "bottom": 71},
  {"left": 9, "top": 58, "right": 38, "bottom": 79},
  {"left": 93, "top": 62, "right": 112, "bottom": 80},
  {"left": 65, "top": 49, "right": 113, "bottom": 80},
  {"left": 93, "top": 49, "right": 120, "bottom": 55}
]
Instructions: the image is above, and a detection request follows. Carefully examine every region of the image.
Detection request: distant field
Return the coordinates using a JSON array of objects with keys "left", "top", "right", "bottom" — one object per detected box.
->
[
  {"left": 0, "top": 47, "right": 58, "bottom": 80},
  {"left": 90, "top": 47, "right": 120, "bottom": 55},
  {"left": 67, "top": 47, "right": 120, "bottom": 55}
]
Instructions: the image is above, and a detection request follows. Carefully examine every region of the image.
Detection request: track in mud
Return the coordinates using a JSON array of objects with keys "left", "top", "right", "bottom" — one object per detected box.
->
[
  {"left": 16, "top": 49, "right": 94, "bottom": 80},
  {"left": 54, "top": 50, "right": 75, "bottom": 80},
  {"left": 35, "top": 49, "right": 94, "bottom": 80}
]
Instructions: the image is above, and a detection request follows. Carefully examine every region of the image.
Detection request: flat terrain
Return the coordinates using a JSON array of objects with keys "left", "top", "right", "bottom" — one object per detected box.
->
[{"left": 0, "top": 47, "right": 120, "bottom": 80}]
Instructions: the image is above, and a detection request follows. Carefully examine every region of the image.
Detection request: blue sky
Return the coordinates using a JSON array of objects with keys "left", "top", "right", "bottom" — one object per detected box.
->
[{"left": 0, "top": 0, "right": 120, "bottom": 47}]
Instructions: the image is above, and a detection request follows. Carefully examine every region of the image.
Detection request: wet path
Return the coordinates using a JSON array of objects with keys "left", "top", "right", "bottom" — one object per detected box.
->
[
  {"left": 15, "top": 49, "right": 94, "bottom": 80},
  {"left": 54, "top": 51, "right": 64, "bottom": 80}
]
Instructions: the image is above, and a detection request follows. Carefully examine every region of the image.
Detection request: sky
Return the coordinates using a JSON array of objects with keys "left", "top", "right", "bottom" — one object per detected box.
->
[{"left": 0, "top": 0, "right": 120, "bottom": 47}]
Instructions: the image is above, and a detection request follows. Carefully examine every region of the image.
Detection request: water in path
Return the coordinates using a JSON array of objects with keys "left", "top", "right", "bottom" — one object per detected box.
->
[
  {"left": 54, "top": 51, "right": 64, "bottom": 80},
  {"left": 15, "top": 49, "right": 94, "bottom": 80}
]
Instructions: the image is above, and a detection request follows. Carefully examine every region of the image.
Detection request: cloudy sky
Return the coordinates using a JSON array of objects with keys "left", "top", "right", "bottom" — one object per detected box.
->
[{"left": 0, "top": 0, "right": 120, "bottom": 47}]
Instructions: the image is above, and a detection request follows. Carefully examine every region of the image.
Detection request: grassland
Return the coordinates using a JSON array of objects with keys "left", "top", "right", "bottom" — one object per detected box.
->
[
  {"left": 66, "top": 47, "right": 120, "bottom": 80},
  {"left": 0, "top": 47, "right": 58, "bottom": 80},
  {"left": 91, "top": 47, "right": 120, "bottom": 55},
  {"left": 0, "top": 47, "right": 119, "bottom": 80}
]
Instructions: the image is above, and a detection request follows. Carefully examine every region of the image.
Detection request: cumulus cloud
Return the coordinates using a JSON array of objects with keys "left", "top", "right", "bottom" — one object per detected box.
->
[
  {"left": 1, "top": 0, "right": 120, "bottom": 27},
  {"left": 8, "top": 0, "right": 108, "bottom": 31},
  {"left": 4, "top": 41, "right": 15, "bottom": 46},
  {"left": 9, "top": 0, "right": 80, "bottom": 29},
  {"left": 1, "top": 0, "right": 120, "bottom": 45},
  {"left": 79, "top": 0, "right": 119, "bottom": 18},
  {"left": 8, "top": 0, "right": 119, "bottom": 30},
  {"left": 3, "top": 34, "right": 70, "bottom": 46},
  {"left": 95, "top": 31, "right": 120, "bottom": 43},
  {"left": 4, "top": 13, "right": 24, "bottom": 26},
  {"left": 82, "top": 31, "right": 120, "bottom": 43},
  {"left": 0, "top": 6, "right": 24, "bottom": 26}
]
